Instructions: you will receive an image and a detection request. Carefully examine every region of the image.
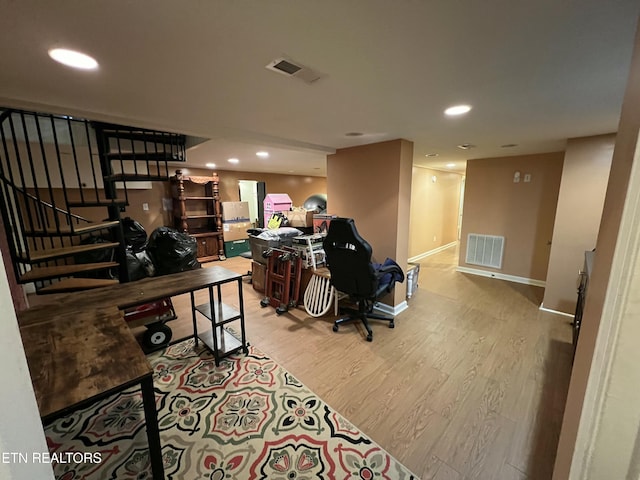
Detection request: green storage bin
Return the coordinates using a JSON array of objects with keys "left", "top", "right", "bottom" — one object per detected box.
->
[{"left": 224, "top": 239, "right": 250, "bottom": 258}]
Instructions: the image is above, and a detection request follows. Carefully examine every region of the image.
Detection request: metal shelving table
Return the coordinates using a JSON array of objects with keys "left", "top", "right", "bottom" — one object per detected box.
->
[{"left": 190, "top": 267, "right": 248, "bottom": 365}]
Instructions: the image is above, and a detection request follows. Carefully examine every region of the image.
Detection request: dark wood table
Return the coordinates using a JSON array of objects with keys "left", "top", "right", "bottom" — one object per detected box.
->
[
  {"left": 20, "top": 265, "right": 245, "bottom": 322},
  {"left": 18, "top": 266, "right": 245, "bottom": 480}
]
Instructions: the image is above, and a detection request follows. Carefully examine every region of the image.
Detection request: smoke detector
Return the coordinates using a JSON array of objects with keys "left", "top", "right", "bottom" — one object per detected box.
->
[{"left": 265, "top": 57, "right": 323, "bottom": 84}]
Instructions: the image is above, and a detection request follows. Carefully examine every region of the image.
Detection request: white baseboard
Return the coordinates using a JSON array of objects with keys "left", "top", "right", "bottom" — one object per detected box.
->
[
  {"left": 455, "top": 265, "right": 546, "bottom": 288},
  {"left": 374, "top": 300, "right": 409, "bottom": 316},
  {"left": 408, "top": 241, "right": 458, "bottom": 263},
  {"left": 539, "top": 304, "right": 575, "bottom": 318}
]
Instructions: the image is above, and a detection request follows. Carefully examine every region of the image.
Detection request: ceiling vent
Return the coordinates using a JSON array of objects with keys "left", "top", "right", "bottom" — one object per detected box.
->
[
  {"left": 265, "top": 57, "right": 323, "bottom": 84},
  {"left": 457, "top": 143, "right": 476, "bottom": 150}
]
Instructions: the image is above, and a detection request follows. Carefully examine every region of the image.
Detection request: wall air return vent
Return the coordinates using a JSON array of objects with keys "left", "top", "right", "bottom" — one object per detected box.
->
[
  {"left": 265, "top": 57, "right": 323, "bottom": 84},
  {"left": 465, "top": 234, "right": 504, "bottom": 269}
]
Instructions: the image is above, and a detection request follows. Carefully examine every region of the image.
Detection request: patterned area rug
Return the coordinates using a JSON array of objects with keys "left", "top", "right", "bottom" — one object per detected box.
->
[{"left": 45, "top": 336, "right": 418, "bottom": 479}]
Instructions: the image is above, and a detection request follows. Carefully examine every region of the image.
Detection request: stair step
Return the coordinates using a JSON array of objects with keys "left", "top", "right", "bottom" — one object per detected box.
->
[
  {"left": 24, "top": 221, "right": 120, "bottom": 236},
  {"left": 20, "top": 262, "right": 119, "bottom": 282},
  {"left": 105, "top": 152, "right": 183, "bottom": 162},
  {"left": 67, "top": 200, "right": 127, "bottom": 208},
  {"left": 104, "top": 173, "right": 170, "bottom": 182},
  {"left": 38, "top": 277, "right": 119, "bottom": 294},
  {"left": 19, "top": 242, "right": 120, "bottom": 263}
]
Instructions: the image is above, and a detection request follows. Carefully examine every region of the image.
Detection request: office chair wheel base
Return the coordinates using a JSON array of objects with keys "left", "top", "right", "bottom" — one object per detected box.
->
[
  {"left": 143, "top": 324, "right": 172, "bottom": 349},
  {"left": 332, "top": 324, "right": 339, "bottom": 332},
  {"left": 389, "top": 322, "right": 395, "bottom": 328},
  {"left": 260, "top": 298, "right": 269, "bottom": 308},
  {"left": 276, "top": 306, "right": 287, "bottom": 315},
  {"left": 366, "top": 333, "right": 373, "bottom": 342}
]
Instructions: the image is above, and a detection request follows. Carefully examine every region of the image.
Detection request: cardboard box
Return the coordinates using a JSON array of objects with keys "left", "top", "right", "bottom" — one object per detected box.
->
[
  {"left": 313, "top": 214, "right": 337, "bottom": 234},
  {"left": 286, "top": 209, "right": 314, "bottom": 227},
  {"left": 251, "top": 260, "right": 266, "bottom": 293},
  {"left": 222, "top": 221, "right": 252, "bottom": 241},
  {"left": 292, "top": 233, "right": 324, "bottom": 246},
  {"left": 291, "top": 243, "right": 326, "bottom": 269},
  {"left": 222, "top": 201, "right": 250, "bottom": 222}
]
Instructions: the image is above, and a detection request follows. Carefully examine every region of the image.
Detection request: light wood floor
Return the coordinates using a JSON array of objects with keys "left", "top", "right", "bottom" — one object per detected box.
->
[{"left": 156, "top": 246, "right": 574, "bottom": 480}]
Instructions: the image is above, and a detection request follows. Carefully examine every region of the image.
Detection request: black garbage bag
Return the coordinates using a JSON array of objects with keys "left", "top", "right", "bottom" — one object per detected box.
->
[
  {"left": 75, "top": 236, "right": 114, "bottom": 264},
  {"left": 135, "top": 250, "right": 156, "bottom": 277},
  {"left": 146, "top": 227, "right": 201, "bottom": 276},
  {"left": 73, "top": 236, "right": 116, "bottom": 279},
  {"left": 126, "top": 250, "right": 148, "bottom": 281},
  {"left": 122, "top": 217, "right": 147, "bottom": 253}
]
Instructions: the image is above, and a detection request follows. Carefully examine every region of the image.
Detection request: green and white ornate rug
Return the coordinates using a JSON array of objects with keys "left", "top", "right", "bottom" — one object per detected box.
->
[{"left": 45, "top": 336, "right": 418, "bottom": 479}]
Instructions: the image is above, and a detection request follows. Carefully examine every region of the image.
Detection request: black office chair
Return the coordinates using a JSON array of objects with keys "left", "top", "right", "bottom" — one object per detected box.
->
[{"left": 323, "top": 218, "right": 405, "bottom": 341}]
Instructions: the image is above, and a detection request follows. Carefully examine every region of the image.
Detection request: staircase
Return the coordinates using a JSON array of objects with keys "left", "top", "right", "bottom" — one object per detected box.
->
[{"left": 0, "top": 108, "right": 186, "bottom": 294}]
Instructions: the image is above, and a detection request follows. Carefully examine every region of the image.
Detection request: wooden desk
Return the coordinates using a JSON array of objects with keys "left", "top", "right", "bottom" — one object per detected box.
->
[
  {"left": 20, "top": 266, "right": 245, "bottom": 324},
  {"left": 18, "top": 266, "right": 246, "bottom": 480},
  {"left": 19, "top": 307, "right": 163, "bottom": 479}
]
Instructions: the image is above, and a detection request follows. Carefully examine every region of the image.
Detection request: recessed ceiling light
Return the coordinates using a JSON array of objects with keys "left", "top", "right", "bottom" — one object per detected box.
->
[
  {"left": 48, "top": 48, "right": 98, "bottom": 70},
  {"left": 444, "top": 104, "right": 472, "bottom": 116},
  {"left": 256, "top": 151, "right": 269, "bottom": 158},
  {"left": 457, "top": 143, "right": 476, "bottom": 150},
  {"left": 446, "top": 163, "right": 456, "bottom": 168},
  {"left": 228, "top": 158, "right": 239, "bottom": 164},
  {"left": 500, "top": 143, "right": 518, "bottom": 148},
  {"left": 425, "top": 153, "right": 439, "bottom": 158},
  {"left": 345, "top": 132, "right": 364, "bottom": 137},
  {"left": 288, "top": 170, "right": 294, "bottom": 173},
  {"left": 205, "top": 163, "right": 216, "bottom": 168}
]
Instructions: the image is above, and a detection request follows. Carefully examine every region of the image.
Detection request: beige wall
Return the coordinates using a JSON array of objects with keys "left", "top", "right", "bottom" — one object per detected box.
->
[
  {"left": 36, "top": 169, "right": 326, "bottom": 235},
  {"left": 32, "top": 183, "right": 174, "bottom": 236},
  {"left": 409, "top": 166, "right": 463, "bottom": 258},
  {"left": 0, "top": 250, "right": 55, "bottom": 480},
  {"left": 543, "top": 135, "right": 615, "bottom": 314},
  {"left": 205, "top": 169, "right": 326, "bottom": 206},
  {"left": 459, "top": 153, "right": 564, "bottom": 281},
  {"left": 164, "top": 167, "right": 327, "bottom": 228},
  {"left": 327, "top": 139, "right": 413, "bottom": 306},
  {"left": 553, "top": 20, "right": 640, "bottom": 480},
  {"left": 0, "top": 220, "right": 27, "bottom": 312}
]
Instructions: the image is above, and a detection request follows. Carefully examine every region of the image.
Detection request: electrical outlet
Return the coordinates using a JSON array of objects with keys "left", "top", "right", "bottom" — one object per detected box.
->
[
  {"left": 142, "top": 202, "right": 149, "bottom": 211},
  {"left": 433, "top": 235, "right": 437, "bottom": 242}
]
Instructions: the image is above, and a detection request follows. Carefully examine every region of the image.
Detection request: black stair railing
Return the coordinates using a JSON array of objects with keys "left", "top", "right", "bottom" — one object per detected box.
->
[
  {"left": 92, "top": 121, "right": 186, "bottom": 281},
  {"left": 0, "top": 107, "right": 186, "bottom": 292}
]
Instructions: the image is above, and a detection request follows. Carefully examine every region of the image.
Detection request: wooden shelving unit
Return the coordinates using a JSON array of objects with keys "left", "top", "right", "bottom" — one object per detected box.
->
[{"left": 171, "top": 169, "right": 225, "bottom": 262}]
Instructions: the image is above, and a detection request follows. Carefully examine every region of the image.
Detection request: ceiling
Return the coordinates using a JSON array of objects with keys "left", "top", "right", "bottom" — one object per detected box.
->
[{"left": 0, "top": 1, "right": 638, "bottom": 176}]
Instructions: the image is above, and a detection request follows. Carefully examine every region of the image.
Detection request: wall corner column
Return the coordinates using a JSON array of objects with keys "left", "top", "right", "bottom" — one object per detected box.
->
[{"left": 326, "top": 139, "right": 413, "bottom": 307}]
